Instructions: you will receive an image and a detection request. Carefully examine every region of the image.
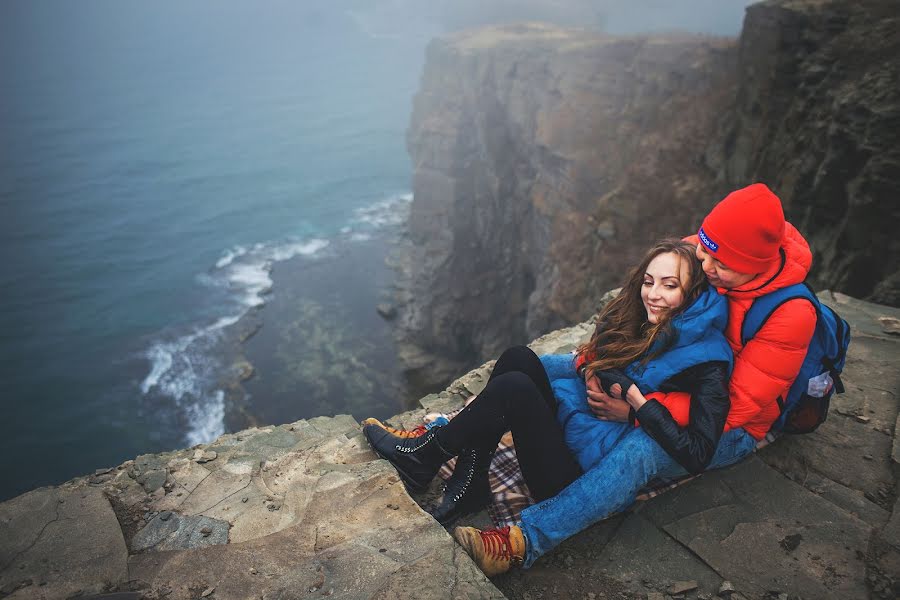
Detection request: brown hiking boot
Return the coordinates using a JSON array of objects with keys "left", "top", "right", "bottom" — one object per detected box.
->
[
  {"left": 453, "top": 525, "right": 526, "bottom": 577},
  {"left": 361, "top": 417, "right": 428, "bottom": 439}
]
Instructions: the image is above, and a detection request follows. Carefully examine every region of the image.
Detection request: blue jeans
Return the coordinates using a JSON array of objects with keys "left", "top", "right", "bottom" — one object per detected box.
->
[{"left": 518, "top": 426, "right": 757, "bottom": 568}]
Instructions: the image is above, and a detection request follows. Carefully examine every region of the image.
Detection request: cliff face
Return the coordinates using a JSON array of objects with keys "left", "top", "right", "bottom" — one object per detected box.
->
[
  {"left": 400, "top": 25, "right": 738, "bottom": 382},
  {"left": 720, "top": 0, "right": 900, "bottom": 304},
  {"left": 398, "top": 0, "right": 900, "bottom": 384}
]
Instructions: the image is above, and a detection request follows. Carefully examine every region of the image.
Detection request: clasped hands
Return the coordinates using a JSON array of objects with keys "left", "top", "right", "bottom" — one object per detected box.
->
[{"left": 585, "top": 369, "right": 644, "bottom": 422}]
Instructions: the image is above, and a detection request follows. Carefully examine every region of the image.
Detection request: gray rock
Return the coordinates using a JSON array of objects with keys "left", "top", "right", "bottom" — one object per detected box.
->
[
  {"left": 232, "top": 360, "right": 255, "bottom": 381},
  {"left": 659, "top": 458, "right": 870, "bottom": 599},
  {"left": 376, "top": 303, "right": 397, "bottom": 320},
  {"left": 131, "top": 513, "right": 229, "bottom": 552},
  {"left": 878, "top": 316, "right": 900, "bottom": 335},
  {"left": 195, "top": 450, "right": 218, "bottom": 464},
  {"left": 140, "top": 470, "right": 167, "bottom": 493},
  {"left": 592, "top": 512, "right": 722, "bottom": 593},
  {"left": 668, "top": 581, "right": 699, "bottom": 595},
  {"left": 0, "top": 487, "right": 127, "bottom": 599}
]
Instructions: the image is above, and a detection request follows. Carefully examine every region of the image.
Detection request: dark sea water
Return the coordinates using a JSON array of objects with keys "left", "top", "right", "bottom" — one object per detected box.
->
[{"left": 0, "top": 0, "right": 433, "bottom": 501}]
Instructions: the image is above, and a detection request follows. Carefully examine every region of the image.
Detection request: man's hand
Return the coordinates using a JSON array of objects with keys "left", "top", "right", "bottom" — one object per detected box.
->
[{"left": 585, "top": 376, "right": 631, "bottom": 422}]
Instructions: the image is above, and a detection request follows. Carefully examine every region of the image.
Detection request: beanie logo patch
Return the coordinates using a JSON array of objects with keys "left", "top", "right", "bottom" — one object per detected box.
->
[{"left": 698, "top": 227, "right": 719, "bottom": 253}]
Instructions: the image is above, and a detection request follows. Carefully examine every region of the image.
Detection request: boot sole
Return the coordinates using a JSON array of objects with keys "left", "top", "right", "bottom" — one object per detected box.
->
[{"left": 363, "top": 426, "right": 430, "bottom": 494}]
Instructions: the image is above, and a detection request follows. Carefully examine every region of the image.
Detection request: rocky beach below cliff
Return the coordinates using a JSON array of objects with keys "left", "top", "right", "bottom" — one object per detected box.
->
[{"left": 214, "top": 213, "right": 433, "bottom": 437}]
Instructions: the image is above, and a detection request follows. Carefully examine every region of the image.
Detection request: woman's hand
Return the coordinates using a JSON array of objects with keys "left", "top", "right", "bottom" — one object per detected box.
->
[
  {"left": 623, "top": 383, "right": 647, "bottom": 411},
  {"left": 586, "top": 384, "right": 631, "bottom": 422}
]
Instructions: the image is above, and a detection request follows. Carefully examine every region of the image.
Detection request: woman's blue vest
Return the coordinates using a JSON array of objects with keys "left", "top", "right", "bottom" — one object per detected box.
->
[{"left": 540, "top": 287, "right": 732, "bottom": 471}]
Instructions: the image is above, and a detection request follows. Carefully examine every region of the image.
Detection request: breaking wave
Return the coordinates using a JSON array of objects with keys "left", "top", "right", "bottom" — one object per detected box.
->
[{"left": 139, "top": 192, "right": 411, "bottom": 446}]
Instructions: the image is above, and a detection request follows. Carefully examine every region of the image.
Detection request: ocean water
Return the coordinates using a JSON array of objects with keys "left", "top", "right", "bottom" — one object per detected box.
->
[{"left": 0, "top": 1, "right": 433, "bottom": 501}]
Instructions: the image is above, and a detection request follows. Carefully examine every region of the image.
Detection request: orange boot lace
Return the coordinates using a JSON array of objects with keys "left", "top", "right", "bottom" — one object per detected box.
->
[
  {"left": 479, "top": 527, "right": 522, "bottom": 565},
  {"left": 362, "top": 418, "right": 428, "bottom": 438}
]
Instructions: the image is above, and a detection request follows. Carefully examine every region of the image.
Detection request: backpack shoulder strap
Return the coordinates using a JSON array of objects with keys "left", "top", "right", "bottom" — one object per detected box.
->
[{"left": 741, "top": 283, "right": 819, "bottom": 346}]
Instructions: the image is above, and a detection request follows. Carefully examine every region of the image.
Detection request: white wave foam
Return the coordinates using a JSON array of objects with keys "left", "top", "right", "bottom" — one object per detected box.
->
[
  {"left": 141, "top": 234, "right": 335, "bottom": 447},
  {"left": 210, "top": 315, "right": 241, "bottom": 330},
  {"left": 215, "top": 245, "right": 248, "bottom": 269},
  {"left": 228, "top": 261, "right": 273, "bottom": 308},
  {"left": 268, "top": 238, "right": 329, "bottom": 261},
  {"left": 216, "top": 238, "right": 330, "bottom": 309},
  {"left": 348, "top": 192, "right": 412, "bottom": 231},
  {"left": 185, "top": 390, "right": 225, "bottom": 447},
  {"left": 140, "top": 336, "right": 202, "bottom": 401},
  {"left": 140, "top": 313, "right": 241, "bottom": 399},
  {"left": 140, "top": 344, "right": 173, "bottom": 395},
  {"left": 141, "top": 195, "right": 409, "bottom": 448}
]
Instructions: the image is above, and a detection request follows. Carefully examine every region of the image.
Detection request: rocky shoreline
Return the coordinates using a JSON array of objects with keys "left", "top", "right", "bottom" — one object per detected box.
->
[
  {"left": 1, "top": 291, "right": 897, "bottom": 599},
  {"left": 211, "top": 224, "right": 436, "bottom": 438}
]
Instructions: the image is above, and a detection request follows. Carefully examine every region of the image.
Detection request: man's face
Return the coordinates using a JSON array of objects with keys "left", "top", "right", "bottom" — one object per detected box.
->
[{"left": 695, "top": 244, "right": 757, "bottom": 289}]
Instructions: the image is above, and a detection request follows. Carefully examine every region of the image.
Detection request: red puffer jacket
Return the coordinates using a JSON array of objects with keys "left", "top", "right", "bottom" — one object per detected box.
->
[{"left": 685, "top": 222, "right": 817, "bottom": 439}]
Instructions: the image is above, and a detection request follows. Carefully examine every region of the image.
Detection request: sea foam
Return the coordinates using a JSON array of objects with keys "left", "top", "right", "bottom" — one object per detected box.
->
[
  {"left": 140, "top": 194, "right": 408, "bottom": 447},
  {"left": 215, "top": 245, "right": 248, "bottom": 269},
  {"left": 185, "top": 390, "right": 225, "bottom": 447}
]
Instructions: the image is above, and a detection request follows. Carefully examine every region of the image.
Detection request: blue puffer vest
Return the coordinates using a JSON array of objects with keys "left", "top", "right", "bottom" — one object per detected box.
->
[{"left": 541, "top": 287, "right": 732, "bottom": 471}]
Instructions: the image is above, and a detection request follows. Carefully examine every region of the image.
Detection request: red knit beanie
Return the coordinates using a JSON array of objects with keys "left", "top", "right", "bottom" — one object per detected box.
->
[{"left": 698, "top": 183, "right": 785, "bottom": 274}]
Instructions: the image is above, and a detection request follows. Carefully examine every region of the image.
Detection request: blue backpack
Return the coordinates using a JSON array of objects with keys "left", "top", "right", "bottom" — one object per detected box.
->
[{"left": 741, "top": 283, "right": 851, "bottom": 434}]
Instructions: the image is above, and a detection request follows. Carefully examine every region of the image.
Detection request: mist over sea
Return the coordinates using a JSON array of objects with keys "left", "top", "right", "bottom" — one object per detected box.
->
[
  {"left": 0, "top": 0, "right": 755, "bottom": 501},
  {"left": 0, "top": 0, "right": 433, "bottom": 501}
]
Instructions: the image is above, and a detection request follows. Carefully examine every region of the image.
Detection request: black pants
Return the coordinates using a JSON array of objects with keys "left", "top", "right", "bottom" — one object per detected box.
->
[{"left": 435, "top": 346, "right": 583, "bottom": 502}]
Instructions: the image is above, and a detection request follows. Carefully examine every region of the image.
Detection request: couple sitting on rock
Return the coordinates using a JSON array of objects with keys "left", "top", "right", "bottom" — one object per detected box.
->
[{"left": 364, "top": 183, "right": 817, "bottom": 576}]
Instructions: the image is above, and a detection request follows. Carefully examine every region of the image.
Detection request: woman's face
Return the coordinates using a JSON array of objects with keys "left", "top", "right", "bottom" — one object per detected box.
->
[{"left": 641, "top": 252, "right": 688, "bottom": 324}]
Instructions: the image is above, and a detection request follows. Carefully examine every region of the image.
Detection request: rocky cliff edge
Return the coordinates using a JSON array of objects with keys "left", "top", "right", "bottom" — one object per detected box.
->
[{"left": 1, "top": 292, "right": 898, "bottom": 600}]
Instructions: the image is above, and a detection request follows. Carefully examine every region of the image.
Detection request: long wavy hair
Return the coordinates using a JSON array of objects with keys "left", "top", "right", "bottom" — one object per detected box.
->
[{"left": 577, "top": 238, "right": 708, "bottom": 375}]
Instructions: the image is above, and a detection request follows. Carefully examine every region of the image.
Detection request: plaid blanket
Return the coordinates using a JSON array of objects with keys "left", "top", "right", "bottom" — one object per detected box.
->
[{"left": 437, "top": 407, "right": 775, "bottom": 527}]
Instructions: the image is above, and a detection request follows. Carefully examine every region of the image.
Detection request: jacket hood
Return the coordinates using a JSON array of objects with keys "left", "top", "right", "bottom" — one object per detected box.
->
[
  {"left": 625, "top": 286, "right": 733, "bottom": 391},
  {"left": 722, "top": 222, "right": 812, "bottom": 300},
  {"left": 668, "top": 285, "right": 729, "bottom": 345}
]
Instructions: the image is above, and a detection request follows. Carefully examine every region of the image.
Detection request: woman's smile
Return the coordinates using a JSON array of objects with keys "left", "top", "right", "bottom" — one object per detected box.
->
[{"left": 641, "top": 252, "right": 688, "bottom": 324}]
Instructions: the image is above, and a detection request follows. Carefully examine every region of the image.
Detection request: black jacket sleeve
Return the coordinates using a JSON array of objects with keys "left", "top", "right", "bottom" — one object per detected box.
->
[
  {"left": 634, "top": 361, "right": 731, "bottom": 475},
  {"left": 596, "top": 369, "right": 635, "bottom": 397}
]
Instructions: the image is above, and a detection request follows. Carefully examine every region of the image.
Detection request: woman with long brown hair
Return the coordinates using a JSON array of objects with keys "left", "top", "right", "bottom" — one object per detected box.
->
[{"left": 364, "top": 238, "right": 756, "bottom": 574}]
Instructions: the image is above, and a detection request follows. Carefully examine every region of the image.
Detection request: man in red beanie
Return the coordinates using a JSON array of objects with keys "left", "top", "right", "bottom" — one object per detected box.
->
[
  {"left": 691, "top": 183, "right": 817, "bottom": 440},
  {"left": 587, "top": 183, "right": 816, "bottom": 439}
]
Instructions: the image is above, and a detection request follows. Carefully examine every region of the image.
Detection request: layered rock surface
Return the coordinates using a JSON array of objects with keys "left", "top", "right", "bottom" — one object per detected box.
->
[
  {"left": 0, "top": 416, "right": 503, "bottom": 600},
  {"left": 397, "top": 0, "right": 900, "bottom": 386},
  {"left": 1, "top": 292, "right": 897, "bottom": 599}
]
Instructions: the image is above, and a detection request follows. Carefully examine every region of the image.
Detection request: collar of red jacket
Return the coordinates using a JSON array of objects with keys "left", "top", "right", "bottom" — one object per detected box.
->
[{"left": 716, "top": 222, "right": 812, "bottom": 299}]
